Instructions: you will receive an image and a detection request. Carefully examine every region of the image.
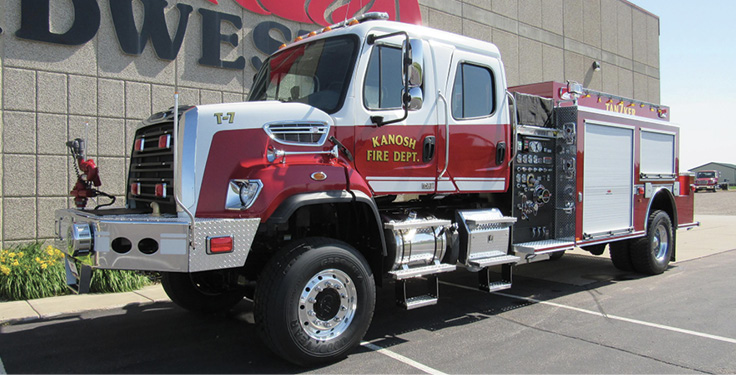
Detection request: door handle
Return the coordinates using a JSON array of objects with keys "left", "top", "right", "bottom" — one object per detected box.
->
[
  {"left": 423, "top": 136, "right": 436, "bottom": 162},
  {"left": 496, "top": 142, "right": 506, "bottom": 165}
]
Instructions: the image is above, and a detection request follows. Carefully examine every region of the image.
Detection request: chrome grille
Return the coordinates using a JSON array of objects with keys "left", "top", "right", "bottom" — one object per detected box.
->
[
  {"left": 264, "top": 122, "right": 329, "bottom": 146},
  {"left": 127, "top": 121, "right": 176, "bottom": 214}
]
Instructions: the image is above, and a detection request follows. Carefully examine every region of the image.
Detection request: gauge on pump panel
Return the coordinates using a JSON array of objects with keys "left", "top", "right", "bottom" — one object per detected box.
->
[
  {"left": 517, "top": 154, "right": 523, "bottom": 163},
  {"left": 529, "top": 141, "right": 542, "bottom": 153}
]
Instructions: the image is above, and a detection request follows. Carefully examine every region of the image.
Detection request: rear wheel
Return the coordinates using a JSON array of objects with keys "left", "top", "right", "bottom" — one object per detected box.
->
[
  {"left": 609, "top": 240, "right": 634, "bottom": 272},
  {"left": 581, "top": 244, "right": 606, "bottom": 256},
  {"left": 162, "top": 271, "right": 246, "bottom": 313},
  {"left": 254, "top": 238, "right": 375, "bottom": 366},
  {"left": 630, "top": 210, "right": 673, "bottom": 275},
  {"left": 548, "top": 251, "right": 565, "bottom": 261}
]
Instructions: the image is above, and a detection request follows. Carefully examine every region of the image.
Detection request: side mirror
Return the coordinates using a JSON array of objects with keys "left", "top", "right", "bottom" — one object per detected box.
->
[
  {"left": 405, "top": 87, "right": 423, "bottom": 110},
  {"left": 403, "top": 39, "right": 423, "bottom": 88},
  {"left": 403, "top": 39, "right": 424, "bottom": 110}
]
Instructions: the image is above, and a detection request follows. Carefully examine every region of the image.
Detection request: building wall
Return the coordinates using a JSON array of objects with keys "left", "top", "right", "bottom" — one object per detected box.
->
[{"left": 0, "top": 0, "right": 660, "bottom": 247}]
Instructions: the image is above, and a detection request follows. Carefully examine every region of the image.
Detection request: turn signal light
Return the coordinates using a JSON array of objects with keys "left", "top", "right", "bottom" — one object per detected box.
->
[
  {"left": 130, "top": 183, "right": 141, "bottom": 196},
  {"left": 155, "top": 183, "right": 167, "bottom": 198},
  {"left": 207, "top": 236, "right": 233, "bottom": 254},
  {"left": 134, "top": 138, "right": 145, "bottom": 152},
  {"left": 158, "top": 134, "right": 171, "bottom": 149}
]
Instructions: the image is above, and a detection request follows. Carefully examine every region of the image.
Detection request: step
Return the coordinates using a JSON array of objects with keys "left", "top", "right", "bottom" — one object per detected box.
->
[
  {"left": 403, "top": 295, "right": 439, "bottom": 310},
  {"left": 483, "top": 281, "right": 512, "bottom": 293},
  {"left": 467, "top": 254, "right": 520, "bottom": 268},
  {"left": 389, "top": 263, "right": 456, "bottom": 280},
  {"left": 478, "top": 263, "right": 514, "bottom": 293}
]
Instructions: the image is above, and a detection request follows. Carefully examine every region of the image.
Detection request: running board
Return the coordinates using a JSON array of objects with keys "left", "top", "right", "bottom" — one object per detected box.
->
[
  {"left": 467, "top": 254, "right": 520, "bottom": 268},
  {"left": 389, "top": 263, "right": 456, "bottom": 280}
]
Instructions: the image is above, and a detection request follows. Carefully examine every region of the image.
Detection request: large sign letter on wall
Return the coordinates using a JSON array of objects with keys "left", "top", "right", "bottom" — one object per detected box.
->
[
  {"left": 251, "top": 21, "right": 291, "bottom": 71},
  {"left": 16, "top": 0, "right": 100, "bottom": 45},
  {"left": 198, "top": 9, "right": 245, "bottom": 69},
  {"left": 110, "top": 0, "right": 193, "bottom": 60}
]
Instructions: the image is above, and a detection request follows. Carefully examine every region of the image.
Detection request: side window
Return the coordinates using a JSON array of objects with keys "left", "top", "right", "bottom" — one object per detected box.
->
[
  {"left": 451, "top": 63, "right": 495, "bottom": 119},
  {"left": 364, "top": 45, "right": 403, "bottom": 109}
]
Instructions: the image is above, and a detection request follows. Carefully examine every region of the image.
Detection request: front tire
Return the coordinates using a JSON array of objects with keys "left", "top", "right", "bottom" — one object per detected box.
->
[
  {"left": 254, "top": 238, "right": 375, "bottom": 366},
  {"left": 630, "top": 210, "right": 673, "bottom": 275},
  {"left": 161, "top": 271, "right": 246, "bottom": 313}
]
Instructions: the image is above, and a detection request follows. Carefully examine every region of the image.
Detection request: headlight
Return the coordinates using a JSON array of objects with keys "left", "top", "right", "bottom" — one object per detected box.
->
[{"left": 226, "top": 179, "right": 263, "bottom": 210}]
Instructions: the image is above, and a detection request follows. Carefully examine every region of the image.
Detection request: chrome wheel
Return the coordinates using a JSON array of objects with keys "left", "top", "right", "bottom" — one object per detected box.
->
[
  {"left": 297, "top": 269, "right": 357, "bottom": 341},
  {"left": 653, "top": 224, "right": 669, "bottom": 262}
]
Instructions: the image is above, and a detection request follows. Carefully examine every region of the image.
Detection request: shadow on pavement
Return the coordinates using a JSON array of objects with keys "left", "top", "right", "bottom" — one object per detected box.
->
[{"left": 0, "top": 252, "right": 646, "bottom": 373}]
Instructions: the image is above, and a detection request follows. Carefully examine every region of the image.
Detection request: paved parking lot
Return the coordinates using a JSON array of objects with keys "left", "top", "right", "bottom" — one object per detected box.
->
[
  {"left": 2, "top": 220, "right": 735, "bottom": 373},
  {"left": 1, "top": 194, "right": 734, "bottom": 373}
]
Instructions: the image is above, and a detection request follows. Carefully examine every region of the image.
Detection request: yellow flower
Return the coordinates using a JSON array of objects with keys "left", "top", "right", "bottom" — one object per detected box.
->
[
  {"left": 18, "top": 252, "right": 24, "bottom": 258},
  {"left": 46, "top": 248, "right": 55, "bottom": 256},
  {"left": 36, "top": 257, "right": 41, "bottom": 263},
  {"left": 12, "top": 261, "right": 20, "bottom": 267},
  {"left": 8, "top": 252, "right": 16, "bottom": 258},
  {"left": 41, "top": 263, "right": 48, "bottom": 270},
  {"left": 1, "top": 265, "right": 10, "bottom": 275}
]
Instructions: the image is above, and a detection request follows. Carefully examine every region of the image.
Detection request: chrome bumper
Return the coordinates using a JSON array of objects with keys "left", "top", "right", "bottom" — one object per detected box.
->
[{"left": 55, "top": 209, "right": 260, "bottom": 273}]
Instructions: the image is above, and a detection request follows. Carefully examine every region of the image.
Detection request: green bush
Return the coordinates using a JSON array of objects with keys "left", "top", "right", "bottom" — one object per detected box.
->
[{"left": 0, "top": 243, "right": 152, "bottom": 301}]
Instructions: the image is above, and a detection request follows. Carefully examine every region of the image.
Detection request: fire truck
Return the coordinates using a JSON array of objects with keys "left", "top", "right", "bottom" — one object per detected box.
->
[
  {"left": 694, "top": 170, "right": 720, "bottom": 192},
  {"left": 55, "top": 13, "right": 697, "bottom": 365}
]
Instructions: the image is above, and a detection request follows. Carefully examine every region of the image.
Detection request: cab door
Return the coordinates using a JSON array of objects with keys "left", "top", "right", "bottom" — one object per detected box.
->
[
  {"left": 440, "top": 51, "right": 510, "bottom": 193},
  {"left": 353, "top": 37, "right": 439, "bottom": 194}
]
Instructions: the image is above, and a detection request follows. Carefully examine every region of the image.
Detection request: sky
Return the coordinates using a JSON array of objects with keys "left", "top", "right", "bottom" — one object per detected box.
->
[{"left": 631, "top": 0, "right": 736, "bottom": 171}]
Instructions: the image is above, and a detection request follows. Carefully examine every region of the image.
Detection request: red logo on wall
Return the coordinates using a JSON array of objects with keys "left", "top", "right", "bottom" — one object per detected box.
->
[{"left": 205, "top": 0, "right": 422, "bottom": 26}]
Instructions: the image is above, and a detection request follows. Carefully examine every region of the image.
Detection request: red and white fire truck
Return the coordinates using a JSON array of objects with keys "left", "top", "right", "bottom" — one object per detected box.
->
[
  {"left": 694, "top": 170, "right": 720, "bottom": 192},
  {"left": 56, "top": 13, "right": 697, "bottom": 365}
]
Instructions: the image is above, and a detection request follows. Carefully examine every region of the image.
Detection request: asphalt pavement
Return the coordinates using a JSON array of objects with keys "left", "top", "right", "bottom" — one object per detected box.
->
[{"left": 1, "top": 214, "right": 735, "bottom": 373}]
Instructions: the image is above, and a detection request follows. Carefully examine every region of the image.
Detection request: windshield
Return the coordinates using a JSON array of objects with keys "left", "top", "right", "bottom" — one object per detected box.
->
[
  {"left": 697, "top": 171, "right": 716, "bottom": 178},
  {"left": 248, "top": 35, "right": 359, "bottom": 114}
]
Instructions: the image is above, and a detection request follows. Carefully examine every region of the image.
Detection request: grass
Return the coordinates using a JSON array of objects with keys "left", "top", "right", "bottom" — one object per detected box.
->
[{"left": 0, "top": 243, "right": 152, "bottom": 301}]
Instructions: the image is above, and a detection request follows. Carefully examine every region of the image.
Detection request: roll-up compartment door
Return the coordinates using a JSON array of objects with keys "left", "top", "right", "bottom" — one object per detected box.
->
[{"left": 583, "top": 122, "right": 634, "bottom": 236}]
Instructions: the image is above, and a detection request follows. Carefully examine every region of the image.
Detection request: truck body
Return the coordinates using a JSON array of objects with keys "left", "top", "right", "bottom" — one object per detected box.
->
[
  {"left": 694, "top": 170, "right": 720, "bottom": 192},
  {"left": 55, "top": 14, "right": 697, "bottom": 365}
]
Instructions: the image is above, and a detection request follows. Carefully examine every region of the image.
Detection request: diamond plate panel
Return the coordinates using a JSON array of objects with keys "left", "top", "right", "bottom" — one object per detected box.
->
[
  {"left": 554, "top": 106, "right": 578, "bottom": 241},
  {"left": 190, "top": 218, "right": 261, "bottom": 272}
]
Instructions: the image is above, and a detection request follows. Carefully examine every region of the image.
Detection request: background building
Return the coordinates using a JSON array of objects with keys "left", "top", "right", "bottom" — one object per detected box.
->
[
  {"left": 690, "top": 163, "right": 736, "bottom": 187},
  {"left": 0, "top": 0, "right": 661, "bottom": 247}
]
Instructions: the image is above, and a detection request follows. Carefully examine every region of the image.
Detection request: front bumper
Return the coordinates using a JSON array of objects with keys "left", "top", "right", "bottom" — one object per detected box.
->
[{"left": 55, "top": 209, "right": 260, "bottom": 273}]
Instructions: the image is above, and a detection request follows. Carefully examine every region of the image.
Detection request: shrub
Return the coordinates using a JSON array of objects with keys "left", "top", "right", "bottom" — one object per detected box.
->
[
  {"left": 0, "top": 243, "right": 152, "bottom": 301},
  {"left": 0, "top": 244, "right": 67, "bottom": 300}
]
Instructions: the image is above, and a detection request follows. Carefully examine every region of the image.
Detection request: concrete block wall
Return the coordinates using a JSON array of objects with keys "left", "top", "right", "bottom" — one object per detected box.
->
[
  {"left": 0, "top": 0, "right": 660, "bottom": 247},
  {"left": 419, "top": 0, "right": 660, "bottom": 99}
]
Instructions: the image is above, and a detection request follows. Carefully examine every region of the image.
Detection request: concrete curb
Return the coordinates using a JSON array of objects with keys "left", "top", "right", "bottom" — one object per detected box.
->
[{"left": 0, "top": 284, "right": 169, "bottom": 325}]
